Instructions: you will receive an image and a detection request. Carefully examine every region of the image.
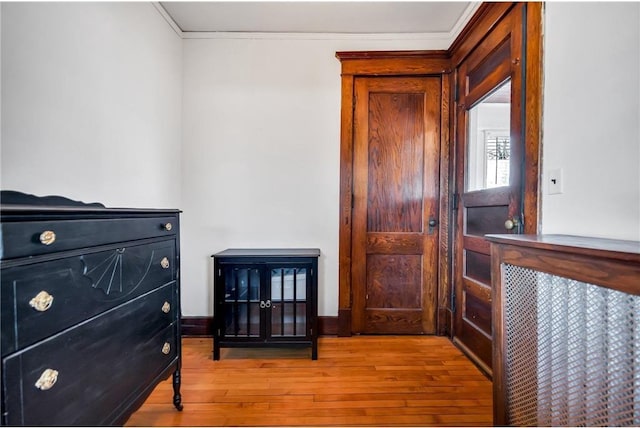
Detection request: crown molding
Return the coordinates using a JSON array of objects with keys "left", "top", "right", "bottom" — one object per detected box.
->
[
  {"left": 448, "top": 2, "right": 483, "bottom": 46},
  {"left": 152, "top": 1, "right": 482, "bottom": 47},
  {"left": 152, "top": 2, "right": 183, "bottom": 38},
  {"left": 181, "top": 31, "right": 452, "bottom": 43}
]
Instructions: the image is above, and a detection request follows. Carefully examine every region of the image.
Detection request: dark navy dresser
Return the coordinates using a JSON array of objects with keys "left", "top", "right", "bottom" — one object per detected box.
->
[{"left": 0, "top": 191, "right": 183, "bottom": 426}]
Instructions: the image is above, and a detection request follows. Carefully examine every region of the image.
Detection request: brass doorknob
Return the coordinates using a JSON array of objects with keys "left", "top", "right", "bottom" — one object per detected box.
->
[{"left": 504, "top": 218, "right": 519, "bottom": 230}]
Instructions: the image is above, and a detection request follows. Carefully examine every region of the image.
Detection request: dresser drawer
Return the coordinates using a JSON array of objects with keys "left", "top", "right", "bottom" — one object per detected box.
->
[
  {"left": 1, "top": 239, "right": 176, "bottom": 356},
  {"left": 2, "top": 283, "right": 178, "bottom": 426},
  {"left": 0, "top": 215, "right": 177, "bottom": 259}
]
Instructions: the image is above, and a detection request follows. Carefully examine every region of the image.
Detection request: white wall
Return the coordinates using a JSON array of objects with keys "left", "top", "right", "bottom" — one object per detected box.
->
[
  {"left": 542, "top": 2, "right": 640, "bottom": 241},
  {"left": 1, "top": 2, "right": 182, "bottom": 209},
  {"left": 181, "top": 36, "right": 450, "bottom": 317},
  {"left": 3, "top": 2, "right": 639, "bottom": 319}
]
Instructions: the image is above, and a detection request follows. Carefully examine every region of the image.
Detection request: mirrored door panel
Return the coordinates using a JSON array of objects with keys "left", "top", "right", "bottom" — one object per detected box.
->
[{"left": 467, "top": 80, "right": 511, "bottom": 192}]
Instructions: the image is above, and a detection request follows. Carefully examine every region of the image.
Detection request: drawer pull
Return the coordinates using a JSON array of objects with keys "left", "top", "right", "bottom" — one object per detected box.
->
[
  {"left": 163, "top": 222, "right": 173, "bottom": 231},
  {"left": 39, "top": 230, "right": 56, "bottom": 245},
  {"left": 162, "top": 301, "right": 171, "bottom": 313},
  {"left": 160, "top": 257, "right": 170, "bottom": 269},
  {"left": 35, "top": 369, "right": 59, "bottom": 391},
  {"left": 162, "top": 342, "right": 171, "bottom": 355},
  {"left": 29, "top": 291, "right": 54, "bottom": 312}
]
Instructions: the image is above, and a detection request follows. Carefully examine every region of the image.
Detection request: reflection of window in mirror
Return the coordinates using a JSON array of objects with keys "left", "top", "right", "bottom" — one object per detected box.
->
[{"left": 467, "top": 80, "right": 511, "bottom": 191}]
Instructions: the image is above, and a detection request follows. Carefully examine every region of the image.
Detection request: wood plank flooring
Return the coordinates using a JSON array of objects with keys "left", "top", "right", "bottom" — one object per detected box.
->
[{"left": 125, "top": 336, "right": 493, "bottom": 426}]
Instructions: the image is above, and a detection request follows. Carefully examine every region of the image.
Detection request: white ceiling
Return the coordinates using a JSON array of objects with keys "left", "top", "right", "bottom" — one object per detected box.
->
[{"left": 159, "top": 2, "right": 478, "bottom": 35}]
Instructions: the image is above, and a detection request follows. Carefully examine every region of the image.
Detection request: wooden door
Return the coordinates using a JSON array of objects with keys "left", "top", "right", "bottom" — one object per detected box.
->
[
  {"left": 351, "top": 76, "right": 441, "bottom": 334},
  {"left": 453, "top": 6, "right": 525, "bottom": 374}
]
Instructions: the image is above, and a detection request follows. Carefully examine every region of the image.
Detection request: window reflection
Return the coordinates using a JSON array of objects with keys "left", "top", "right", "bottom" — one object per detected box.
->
[{"left": 467, "top": 80, "right": 511, "bottom": 191}]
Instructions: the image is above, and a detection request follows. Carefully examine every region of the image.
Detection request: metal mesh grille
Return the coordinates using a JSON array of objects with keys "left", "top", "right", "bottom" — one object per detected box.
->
[{"left": 503, "top": 264, "right": 640, "bottom": 426}]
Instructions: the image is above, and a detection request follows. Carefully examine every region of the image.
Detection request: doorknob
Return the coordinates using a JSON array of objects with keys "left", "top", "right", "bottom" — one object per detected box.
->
[
  {"left": 428, "top": 217, "right": 438, "bottom": 235},
  {"left": 504, "top": 217, "right": 520, "bottom": 231}
]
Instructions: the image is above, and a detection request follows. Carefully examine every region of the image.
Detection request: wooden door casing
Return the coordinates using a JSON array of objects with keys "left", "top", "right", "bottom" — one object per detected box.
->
[
  {"left": 351, "top": 76, "right": 441, "bottom": 334},
  {"left": 453, "top": 4, "right": 525, "bottom": 374},
  {"left": 335, "top": 3, "right": 541, "bottom": 339},
  {"left": 336, "top": 51, "right": 453, "bottom": 337}
]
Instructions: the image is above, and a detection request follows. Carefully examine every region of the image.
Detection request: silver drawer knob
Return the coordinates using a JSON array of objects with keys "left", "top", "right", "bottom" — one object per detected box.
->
[
  {"left": 162, "top": 301, "right": 171, "bottom": 313},
  {"left": 160, "top": 257, "right": 170, "bottom": 269},
  {"left": 163, "top": 222, "right": 173, "bottom": 231},
  {"left": 35, "top": 369, "right": 59, "bottom": 391},
  {"left": 29, "top": 291, "right": 54, "bottom": 312},
  {"left": 39, "top": 230, "right": 56, "bottom": 245},
  {"left": 162, "top": 342, "right": 171, "bottom": 355}
]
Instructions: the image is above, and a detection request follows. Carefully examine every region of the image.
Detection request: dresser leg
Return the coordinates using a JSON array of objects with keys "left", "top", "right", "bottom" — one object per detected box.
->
[{"left": 172, "top": 369, "right": 183, "bottom": 411}]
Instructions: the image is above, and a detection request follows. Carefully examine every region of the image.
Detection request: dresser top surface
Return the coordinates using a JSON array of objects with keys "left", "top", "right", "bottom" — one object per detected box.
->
[
  {"left": 1, "top": 191, "right": 179, "bottom": 218},
  {"left": 213, "top": 248, "right": 320, "bottom": 258}
]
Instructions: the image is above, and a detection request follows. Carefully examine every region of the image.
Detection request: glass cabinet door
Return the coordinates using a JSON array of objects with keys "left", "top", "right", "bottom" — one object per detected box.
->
[
  {"left": 270, "top": 267, "right": 308, "bottom": 337},
  {"left": 222, "top": 267, "right": 261, "bottom": 337}
]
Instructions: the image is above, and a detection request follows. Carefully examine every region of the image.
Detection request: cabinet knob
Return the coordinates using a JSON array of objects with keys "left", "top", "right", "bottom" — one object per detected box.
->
[
  {"left": 29, "top": 291, "right": 54, "bottom": 312},
  {"left": 39, "top": 230, "right": 56, "bottom": 245},
  {"left": 162, "top": 301, "right": 171, "bottom": 313},
  {"left": 160, "top": 257, "right": 170, "bottom": 269},
  {"left": 163, "top": 222, "right": 173, "bottom": 231},
  {"left": 162, "top": 342, "right": 171, "bottom": 355},
  {"left": 35, "top": 369, "right": 59, "bottom": 391}
]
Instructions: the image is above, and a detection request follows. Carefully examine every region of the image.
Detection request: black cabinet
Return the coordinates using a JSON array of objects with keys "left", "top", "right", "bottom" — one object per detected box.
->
[
  {"left": 212, "top": 249, "right": 320, "bottom": 360},
  {"left": 0, "top": 191, "right": 182, "bottom": 426}
]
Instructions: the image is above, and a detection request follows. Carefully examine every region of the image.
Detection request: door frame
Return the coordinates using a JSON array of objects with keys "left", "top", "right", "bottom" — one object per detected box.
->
[
  {"left": 449, "top": 2, "right": 542, "bottom": 238},
  {"left": 335, "top": 51, "right": 453, "bottom": 336},
  {"left": 335, "top": 2, "right": 542, "bottom": 338}
]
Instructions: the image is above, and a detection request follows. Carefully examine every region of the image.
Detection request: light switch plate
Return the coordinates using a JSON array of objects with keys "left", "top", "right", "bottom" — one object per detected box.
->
[{"left": 548, "top": 168, "right": 563, "bottom": 195}]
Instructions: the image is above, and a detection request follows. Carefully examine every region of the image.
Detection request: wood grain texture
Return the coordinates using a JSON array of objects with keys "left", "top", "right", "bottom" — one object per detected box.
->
[
  {"left": 352, "top": 76, "right": 441, "bottom": 335},
  {"left": 463, "top": 292, "right": 492, "bottom": 337},
  {"left": 495, "top": 245, "right": 640, "bottom": 297},
  {"left": 336, "top": 51, "right": 451, "bottom": 76},
  {"left": 452, "top": 4, "right": 528, "bottom": 376},
  {"left": 486, "top": 234, "right": 640, "bottom": 261},
  {"left": 125, "top": 336, "right": 493, "bottom": 427},
  {"left": 336, "top": 53, "right": 451, "bottom": 337},
  {"left": 465, "top": 205, "right": 510, "bottom": 237},
  {"left": 523, "top": 2, "right": 543, "bottom": 235},
  {"left": 367, "top": 233, "right": 423, "bottom": 255},
  {"left": 338, "top": 74, "right": 355, "bottom": 337},
  {"left": 467, "top": 39, "right": 512, "bottom": 93},
  {"left": 449, "top": 3, "right": 515, "bottom": 67},
  {"left": 465, "top": 250, "right": 492, "bottom": 285},
  {"left": 437, "top": 74, "right": 452, "bottom": 336},
  {"left": 367, "top": 92, "right": 425, "bottom": 233},
  {"left": 366, "top": 255, "right": 422, "bottom": 309}
]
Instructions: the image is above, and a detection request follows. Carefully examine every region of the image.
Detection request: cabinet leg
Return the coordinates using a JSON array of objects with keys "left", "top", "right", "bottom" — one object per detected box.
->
[
  {"left": 172, "top": 368, "right": 183, "bottom": 411},
  {"left": 213, "top": 341, "right": 220, "bottom": 360}
]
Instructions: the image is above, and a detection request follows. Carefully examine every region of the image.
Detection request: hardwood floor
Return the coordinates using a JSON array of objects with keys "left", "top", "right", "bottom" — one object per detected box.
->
[{"left": 125, "top": 336, "right": 493, "bottom": 426}]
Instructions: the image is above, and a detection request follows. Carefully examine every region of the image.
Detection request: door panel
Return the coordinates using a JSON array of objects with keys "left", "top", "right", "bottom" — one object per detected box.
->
[
  {"left": 453, "top": 5, "right": 524, "bottom": 374},
  {"left": 352, "top": 76, "right": 441, "bottom": 335}
]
